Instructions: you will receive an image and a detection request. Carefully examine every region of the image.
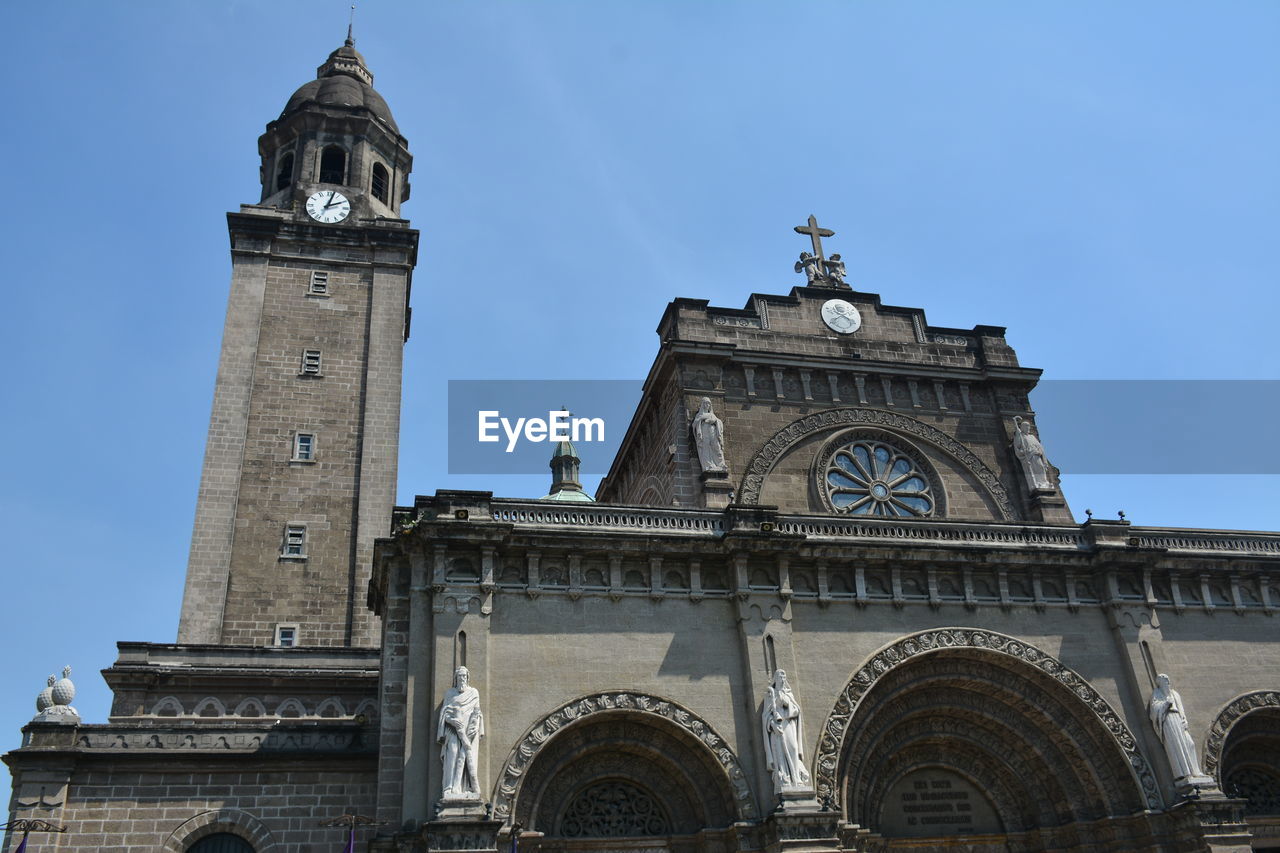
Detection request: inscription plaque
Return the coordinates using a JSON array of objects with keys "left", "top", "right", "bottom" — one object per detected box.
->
[{"left": 879, "top": 768, "right": 1002, "bottom": 838}]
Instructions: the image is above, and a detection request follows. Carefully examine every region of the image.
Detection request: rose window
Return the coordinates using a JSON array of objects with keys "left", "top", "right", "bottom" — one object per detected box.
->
[{"left": 825, "top": 440, "right": 934, "bottom": 517}]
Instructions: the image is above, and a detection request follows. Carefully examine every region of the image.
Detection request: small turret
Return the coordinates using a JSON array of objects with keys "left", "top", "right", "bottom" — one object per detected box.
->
[{"left": 542, "top": 440, "right": 594, "bottom": 502}]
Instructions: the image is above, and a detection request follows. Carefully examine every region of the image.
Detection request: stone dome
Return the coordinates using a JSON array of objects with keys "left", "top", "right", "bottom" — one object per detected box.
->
[{"left": 280, "top": 41, "right": 399, "bottom": 133}]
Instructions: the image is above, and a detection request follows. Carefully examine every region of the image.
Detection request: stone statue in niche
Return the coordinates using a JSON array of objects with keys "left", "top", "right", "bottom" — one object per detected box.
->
[
  {"left": 761, "top": 669, "right": 811, "bottom": 792},
  {"left": 438, "top": 666, "right": 484, "bottom": 801},
  {"left": 1148, "top": 673, "right": 1210, "bottom": 784},
  {"left": 794, "top": 251, "right": 822, "bottom": 285},
  {"left": 1012, "top": 416, "right": 1053, "bottom": 491},
  {"left": 691, "top": 397, "right": 728, "bottom": 474}
]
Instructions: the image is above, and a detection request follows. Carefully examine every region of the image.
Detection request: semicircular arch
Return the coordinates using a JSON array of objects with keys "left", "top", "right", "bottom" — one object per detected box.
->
[
  {"left": 736, "top": 408, "right": 1015, "bottom": 519},
  {"left": 1204, "top": 689, "right": 1280, "bottom": 781},
  {"left": 492, "top": 691, "right": 756, "bottom": 826},
  {"left": 813, "top": 628, "right": 1161, "bottom": 816},
  {"left": 162, "top": 807, "right": 276, "bottom": 852}
]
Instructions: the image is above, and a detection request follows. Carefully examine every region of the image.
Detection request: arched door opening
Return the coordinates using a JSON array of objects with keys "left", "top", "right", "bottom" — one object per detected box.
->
[
  {"left": 505, "top": 705, "right": 745, "bottom": 853},
  {"left": 831, "top": 637, "right": 1161, "bottom": 852},
  {"left": 1219, "top": 706, "right": 1280, "bottom": 849}
]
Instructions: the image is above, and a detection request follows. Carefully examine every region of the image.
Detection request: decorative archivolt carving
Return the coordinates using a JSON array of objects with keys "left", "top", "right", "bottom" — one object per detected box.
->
[
  {"left": 812, "top": 628, "right": 1161, "bottom": 811},
  {"left": 492, "top": 691, "right": 756, "bottom": 822},
  {"left": 1204, "top": 690, "right": 1280, "bottom": 780},
  {"left": 737, "top": 408, "right": 1015, "bottom": 520}
]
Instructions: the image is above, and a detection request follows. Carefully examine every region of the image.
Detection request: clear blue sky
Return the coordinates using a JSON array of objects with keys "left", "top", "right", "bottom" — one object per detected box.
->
[{"left": 2, "top": 1, "right": 1276, "bottom": 793}]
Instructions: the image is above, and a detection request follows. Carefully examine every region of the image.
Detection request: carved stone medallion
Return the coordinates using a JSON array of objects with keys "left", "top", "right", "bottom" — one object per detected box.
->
[{"left": 821, "top": 299, "right": 862, "bottom": 335}]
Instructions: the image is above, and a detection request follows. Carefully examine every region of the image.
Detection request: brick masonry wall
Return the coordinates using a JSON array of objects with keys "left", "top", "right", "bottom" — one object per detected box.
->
[
  {"left": 5, "top": 763, "right": 376, "bottom": 852},
  {"left": 180, "top": 212, "right": 414, "bottom": 649}
]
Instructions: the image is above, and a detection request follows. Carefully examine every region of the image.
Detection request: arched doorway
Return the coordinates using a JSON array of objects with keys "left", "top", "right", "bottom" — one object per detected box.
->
[
  {"left": 818, "top": 629, "right": 1164, "bottom": 852},
  {"left": 495, "top": 692, "right": 751, "bottom": 853},
  {"left": 1208, "top": 695, "right": 1280, "bottom": 849}
]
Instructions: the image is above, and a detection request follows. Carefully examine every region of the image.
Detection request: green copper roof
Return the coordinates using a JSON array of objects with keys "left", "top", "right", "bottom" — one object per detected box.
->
[
  {"left": 541, "top": 487, "right": 595, "bottom": 502},
  {"left": 551, "top": 440, "right": 578, "bottom": 459}
]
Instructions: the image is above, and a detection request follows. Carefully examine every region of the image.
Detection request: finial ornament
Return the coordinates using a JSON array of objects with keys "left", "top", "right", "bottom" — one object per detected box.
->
[
  {"left": 347, "top": 4, "right": 356, "bottom": 45},
  {"left": 792, "top": 215, "right": 848, "bottom": 288},
  {"left": 32, "top": 666, "right": 79, "bottom": 723}
]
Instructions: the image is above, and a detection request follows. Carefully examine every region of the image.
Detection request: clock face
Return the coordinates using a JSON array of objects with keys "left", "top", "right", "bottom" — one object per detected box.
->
[
  {"left": 305, "top": 190, "right": 351, "bottom": 223},
  {"left": 821, "top": 299, "right": 862, "bottom": 335}
]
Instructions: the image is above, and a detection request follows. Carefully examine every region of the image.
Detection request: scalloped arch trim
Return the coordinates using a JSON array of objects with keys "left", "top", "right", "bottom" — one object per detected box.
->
[
  {"left": 737, "top": 407, "right": 1015, "bottom": 520},
  {"left": 1204, "top": 689, "right": 1280, "bottom": 781},
  {"left": 491, "top": 691, "right": 756, "bottom": 823},
  {"left": 812, "top": 627, "right": 1161, "bottom": 811}
]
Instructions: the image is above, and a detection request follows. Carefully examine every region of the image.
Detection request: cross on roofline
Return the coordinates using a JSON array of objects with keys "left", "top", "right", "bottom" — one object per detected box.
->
[{"left": 794, "top": 214, "right": 834, "bottom": 262}]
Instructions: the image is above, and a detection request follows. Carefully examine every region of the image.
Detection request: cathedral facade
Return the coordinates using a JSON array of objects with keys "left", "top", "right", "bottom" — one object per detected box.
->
[{"left": 5, "top": 38, "right": 1280, "bottom": 853}]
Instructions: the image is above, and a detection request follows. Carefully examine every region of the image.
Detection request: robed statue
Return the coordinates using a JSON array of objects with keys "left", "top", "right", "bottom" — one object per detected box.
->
[
  {"left": 438, "top": 666, "right": 484, "bottom": 800},
  {"left": 1012, "top": 416, "right": 1053, "bottom": 491},
  {"left": 761, "top": 669, "right": 811, "bottom": 792},
  {"left": 691, "top": 397, "right": 728, "bottom": 474},
  {"left": 1148, "top": 673, "right": 1206, "bottom": 781}
]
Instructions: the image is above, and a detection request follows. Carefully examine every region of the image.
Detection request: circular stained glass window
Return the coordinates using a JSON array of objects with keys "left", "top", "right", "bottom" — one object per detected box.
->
[{"left": 825, "top": 440, "right": 935, "bottom": 517}]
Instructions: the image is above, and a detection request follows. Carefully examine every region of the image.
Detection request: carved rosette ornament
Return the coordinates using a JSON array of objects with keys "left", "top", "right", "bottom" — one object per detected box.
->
[
  {"left": 811, "top": 629, "right": 1162, "bottom": 811},
  {"left": 492, "top": 691, "right": 755, "bottom": 823},
  {"left": 738, "top": 408, "right": 1014, "bottom": 519},
  {"left": 1204, "top": 690, "right": 1280, "bottom": 780}
]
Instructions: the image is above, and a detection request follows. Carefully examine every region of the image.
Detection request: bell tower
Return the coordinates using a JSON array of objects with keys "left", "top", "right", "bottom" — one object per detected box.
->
[{"left": 177, "top": 35, "right": 418, "bottom": 648}]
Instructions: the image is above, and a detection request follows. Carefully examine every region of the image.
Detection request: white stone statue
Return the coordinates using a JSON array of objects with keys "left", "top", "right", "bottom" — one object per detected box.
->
[
  {"left": 691, "top": 397, "right": 728, "bottom": 474},
  {"left": 438, "top": 666, "right": 484, "bottom": 800},
  {"left": 761, "top": 669, "right": 811, "bottom": 792},
  {"left": 1012, "top": 416, "right": 1053, "bottom": 491},
  {"left": 1148, "top": 673, "right": 1207, "bottom": 782},
  {"left": 794, "top": 251, "right": 822, "bottom": 284}
]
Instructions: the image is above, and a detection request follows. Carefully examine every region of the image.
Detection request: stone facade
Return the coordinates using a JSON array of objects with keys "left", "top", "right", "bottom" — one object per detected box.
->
[{"left": 5, "top": 35, "right": 1280, "bottom": 853}]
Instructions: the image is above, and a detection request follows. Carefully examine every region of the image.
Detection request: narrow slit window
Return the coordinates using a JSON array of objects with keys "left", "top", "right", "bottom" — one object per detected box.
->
[
  {"left": 282, "top": 524, "right": 306, "bottom": 558},
  {"left": 275, "top": 150, "right": 295, "bottom": 191},
  {"left": 301, "top": 350, "right": 322, "bottom": 375},
  {"left": 309, "top": 271, "right": 328, "bottom": 294},
  {"left": 293, "top": 433, "right": 315, "bottom": 461},
  {"left": 319, "top": 146, "right": 346, "bottom": 184},
  {"left": 371, "top": 163, "right": 389, "bottom": 203}
]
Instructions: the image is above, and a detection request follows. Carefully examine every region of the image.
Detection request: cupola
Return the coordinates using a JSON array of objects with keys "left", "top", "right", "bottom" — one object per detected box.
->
[{"left": 255, "top": 32, "right": 412, "bottom": 221}]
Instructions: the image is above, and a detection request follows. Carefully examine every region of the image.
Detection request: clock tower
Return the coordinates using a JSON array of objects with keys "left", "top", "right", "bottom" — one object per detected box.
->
[{"left": 177, "top": 36, "right": 418, "bottom": 648}]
